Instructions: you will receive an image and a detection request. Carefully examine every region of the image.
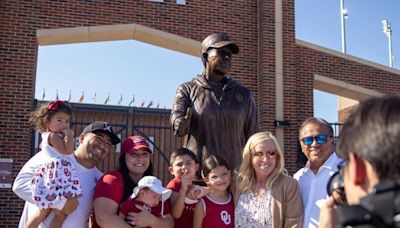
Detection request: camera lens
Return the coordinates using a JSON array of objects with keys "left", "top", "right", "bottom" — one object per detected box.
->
[{"left": 327, "top": 171, "right": 347, "bottom": 205}]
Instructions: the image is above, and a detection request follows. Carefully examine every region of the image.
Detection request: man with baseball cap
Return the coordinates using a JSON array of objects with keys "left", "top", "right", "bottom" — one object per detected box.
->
[
  {"left": 171, "top": 33, "right": 258, "bottom": 170},
  {"left": 13, "top": 121, "right": 120, "bottom": 228}
]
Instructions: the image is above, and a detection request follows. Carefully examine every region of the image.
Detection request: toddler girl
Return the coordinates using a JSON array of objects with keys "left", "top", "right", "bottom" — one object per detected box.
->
[
  {"left": 27, "top": 100, "right": 82, "bottom": 228},
  {"left": 193, "top": 155, "right": 234, "bottom": 228}
]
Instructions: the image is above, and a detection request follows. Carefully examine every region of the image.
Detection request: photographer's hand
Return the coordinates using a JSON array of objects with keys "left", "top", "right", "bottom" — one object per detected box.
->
[{"left": 319, "top": 196, "right": 338, "bottom": 228}]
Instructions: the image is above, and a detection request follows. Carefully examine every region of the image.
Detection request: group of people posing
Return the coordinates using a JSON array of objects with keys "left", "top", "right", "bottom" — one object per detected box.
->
[
  {"left": 13, "top": 32, "right": 400, "bottom": 228},
  {"left": 13, "top": 98, "right": 333, "bottom": 228}
]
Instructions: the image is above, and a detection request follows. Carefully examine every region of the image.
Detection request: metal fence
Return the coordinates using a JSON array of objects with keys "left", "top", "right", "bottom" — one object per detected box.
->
[{"left": 31, "top": 100, "right": 182, "bottom": 184}]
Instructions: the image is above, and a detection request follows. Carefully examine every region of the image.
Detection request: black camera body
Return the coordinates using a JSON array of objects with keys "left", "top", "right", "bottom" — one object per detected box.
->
[
  {"left": 327, "top": 171, "right": 346, "bottom": 205},
  {"left": 336, "top": 180, "right": 400, "bottom": 228}
]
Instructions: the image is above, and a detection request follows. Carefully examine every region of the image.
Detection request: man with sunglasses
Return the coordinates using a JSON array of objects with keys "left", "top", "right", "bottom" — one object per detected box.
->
[
  {"left": 320, "top": 95, "right": 400, "bottom": 228},
  {"left": 294, "top": 117, "right": 342, "bottom": 228},
  {"left": 13, "top": 121, "right": 121, "bottom": 228}
]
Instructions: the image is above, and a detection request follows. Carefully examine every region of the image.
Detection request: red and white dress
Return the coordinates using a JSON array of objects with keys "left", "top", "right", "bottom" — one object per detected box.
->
[
  {"left": 31, "top": 132, "right": 82, "bottom": 209},
  {"left": 200, "top": 194, "right": 234, "bottom": 228}
]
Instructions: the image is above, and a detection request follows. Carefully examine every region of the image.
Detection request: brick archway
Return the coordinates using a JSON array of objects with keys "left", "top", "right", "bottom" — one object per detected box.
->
[
  {"left": 2, "top": 1, "right": 400, "bottom": 226},
  {"left": 37, "top": 23, "right": 200, "bottom": 57}
]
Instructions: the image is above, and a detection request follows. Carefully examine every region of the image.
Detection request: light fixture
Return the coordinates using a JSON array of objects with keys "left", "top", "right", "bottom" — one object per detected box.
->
[{"left": 274, "top": 120, "right": 291, "bottom": 128}]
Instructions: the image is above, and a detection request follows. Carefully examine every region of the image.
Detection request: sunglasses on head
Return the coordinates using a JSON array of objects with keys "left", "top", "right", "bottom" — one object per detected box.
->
[{"left": 301, "top": 134, "right": 329, "bottom": 146}]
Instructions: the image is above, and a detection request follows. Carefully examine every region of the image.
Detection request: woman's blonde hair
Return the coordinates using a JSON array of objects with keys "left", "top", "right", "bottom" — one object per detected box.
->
[{"left": 236, "top": 131, "right": 286, "bottom": 193}]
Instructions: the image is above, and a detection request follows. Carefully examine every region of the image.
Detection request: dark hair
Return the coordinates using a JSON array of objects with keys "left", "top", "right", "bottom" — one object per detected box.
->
[
  {"left": 118, "top": 154, "right": 153, "bottom": 202},
  {"left": 30, "top": 100, "right": 72, "bottom": 132},
  {"left": 299, "top": 117, "right": 334, "bottom": 138},
  {"left": 169, "top": 148, "right": 197, "bottom": 166},
  {"left": 201, "top": 155, "right": 230, "bottom": 178},
  {"left": 336, "top": 95, "right": 400, "bottom": 181}
]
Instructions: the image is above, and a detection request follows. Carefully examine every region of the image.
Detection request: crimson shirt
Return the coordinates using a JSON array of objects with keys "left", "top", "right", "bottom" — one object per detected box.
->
[
  {"left": 201, "top": 194, "right": 234, "bottom": 228},
  {"left": 92, "top": 170, "right": 125, "bottom": 228},
  {"left": 166, "top": 177, "right": 198, "bottom": 228}
]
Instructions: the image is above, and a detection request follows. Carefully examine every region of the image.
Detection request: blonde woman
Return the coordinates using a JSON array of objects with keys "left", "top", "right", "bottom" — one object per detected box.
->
[{"left": 234, "top": 132, "right": 303, "bottom": 228}]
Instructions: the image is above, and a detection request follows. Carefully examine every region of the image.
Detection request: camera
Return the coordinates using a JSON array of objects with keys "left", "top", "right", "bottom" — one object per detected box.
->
[{"left": 327, "top": 171, "right": 347, "bottom": 205}]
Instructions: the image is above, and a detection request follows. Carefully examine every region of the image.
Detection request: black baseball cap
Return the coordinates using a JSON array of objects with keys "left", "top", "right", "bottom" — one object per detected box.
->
[
  {"left": 81, "top": 121, "right": 121, "bottom": 145},
  {"left": 201, "top": 33, "right": 239, "bottom": 55}
]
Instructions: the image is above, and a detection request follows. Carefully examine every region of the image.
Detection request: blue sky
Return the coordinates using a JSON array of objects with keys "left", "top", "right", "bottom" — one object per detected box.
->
[
  {"left": 296, "top": 0, "right": 399, "bottom": 122},
  {"left": 35, "top": 1, "right": 399, "bottom": 123}
]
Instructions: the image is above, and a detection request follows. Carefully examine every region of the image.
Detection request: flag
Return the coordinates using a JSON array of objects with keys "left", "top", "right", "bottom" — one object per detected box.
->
[
  {"left": 77, "top": 91, "right": 84, "bottom": 103},
  {"left": 104, "top": 93, "right": 110, "bottom": 104},
  {"left": 117, "top": 94, "right": 123, "bottom": 105},
  {"left": 146, "top": 100, "right": 153, "bottom": 108},
  {"left": 128, "top": 95, "right": 135, "bottom": 107},
  {"left": 68, "top": 90, "right": 71, "bottom": 102}
]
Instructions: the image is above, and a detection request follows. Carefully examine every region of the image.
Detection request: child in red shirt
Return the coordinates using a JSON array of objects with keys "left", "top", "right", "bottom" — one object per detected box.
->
[
  {"left": 193, "top": 155, "right": 234, "bottom": 228},
  {"left": 167, "top": 148, "right": 207, "bottom": 228}
]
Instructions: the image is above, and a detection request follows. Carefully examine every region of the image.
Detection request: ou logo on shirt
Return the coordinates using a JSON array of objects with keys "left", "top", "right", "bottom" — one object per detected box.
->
[{"left": 220, "top": 210, "right": 231, "bottom": 225}]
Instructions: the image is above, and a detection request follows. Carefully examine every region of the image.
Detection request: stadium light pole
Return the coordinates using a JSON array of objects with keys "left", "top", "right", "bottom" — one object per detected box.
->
[
  {"left": 340, "top": 0, "right": 348, "bottom": 53},
  {"left": 382, "top": 19, "right": 393, "bottom": 68}
]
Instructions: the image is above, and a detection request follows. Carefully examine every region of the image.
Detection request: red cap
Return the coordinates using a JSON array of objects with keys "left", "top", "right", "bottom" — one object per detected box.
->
[{"left": 121, "top": 136, "right": 152, "bottom": 154}]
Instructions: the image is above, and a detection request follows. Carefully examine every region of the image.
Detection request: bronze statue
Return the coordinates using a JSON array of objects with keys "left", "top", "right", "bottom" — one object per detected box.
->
[{"left": 170, "top": 33, "right": 258, "bottom": 169}]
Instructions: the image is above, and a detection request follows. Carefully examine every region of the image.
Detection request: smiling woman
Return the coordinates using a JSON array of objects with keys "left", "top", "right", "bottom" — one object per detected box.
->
[
  {"left": 234, "top": 131, "right": 303, "bottom": 228},
  {"left": 92, "top": 135, "right": 174, "bottom": 228}
]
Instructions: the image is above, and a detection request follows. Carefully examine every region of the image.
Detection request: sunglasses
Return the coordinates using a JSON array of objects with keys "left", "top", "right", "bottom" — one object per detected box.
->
[
  {"left": 300, "top": 134, "right": 329, "bottom": 146},
  {"left": 252, "top": 150, "right": 277, "bottom": 159}
]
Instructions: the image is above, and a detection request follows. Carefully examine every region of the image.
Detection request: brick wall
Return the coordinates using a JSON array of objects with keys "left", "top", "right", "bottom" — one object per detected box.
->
[
  {"left": 1, "top": 1, "right": 400, "bottom": 226},
  {"left": 339, "top": 105, "right": 359, "bottom": 124}
]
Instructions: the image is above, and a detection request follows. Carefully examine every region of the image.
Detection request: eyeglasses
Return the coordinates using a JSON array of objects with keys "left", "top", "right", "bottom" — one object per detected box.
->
[
  {"left": 252, "top": 151, "right": 277, "bottom": 159},
  {"left": 300, "top": 134, "right": 329, "bottom": 146}
]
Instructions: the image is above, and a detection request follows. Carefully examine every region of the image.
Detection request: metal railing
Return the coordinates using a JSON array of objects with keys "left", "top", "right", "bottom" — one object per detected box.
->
[{"left": 31, "top": 100, "right": 181, "bottom": 183}]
